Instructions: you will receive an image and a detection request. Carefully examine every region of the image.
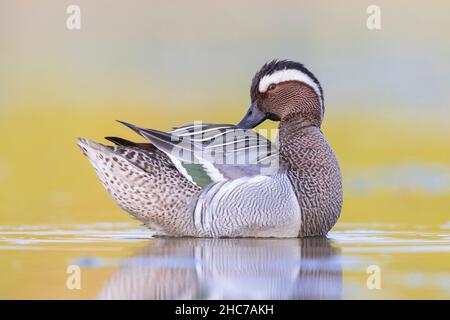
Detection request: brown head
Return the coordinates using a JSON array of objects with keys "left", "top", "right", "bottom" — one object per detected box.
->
[{"left": 238, "top": 60, "right": 324, "bottom": 129}]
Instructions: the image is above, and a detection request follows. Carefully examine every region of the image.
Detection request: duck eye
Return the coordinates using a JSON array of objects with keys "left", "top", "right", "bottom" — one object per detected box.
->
[{"left": 268, "top": 83, "right": 276, "bottom": 91}]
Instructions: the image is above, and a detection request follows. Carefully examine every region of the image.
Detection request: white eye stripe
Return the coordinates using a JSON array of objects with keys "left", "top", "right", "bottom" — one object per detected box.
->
[{"left": 258, "top": 69, "right": 323, "bottom": 108}]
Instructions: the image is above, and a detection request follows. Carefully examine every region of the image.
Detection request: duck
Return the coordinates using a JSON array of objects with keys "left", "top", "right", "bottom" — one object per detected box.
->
[{"left": 77, "top": 59, "right": 342, "bottom": 238}]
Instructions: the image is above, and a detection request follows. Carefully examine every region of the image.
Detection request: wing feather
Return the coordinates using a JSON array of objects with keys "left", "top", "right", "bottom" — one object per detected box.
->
[{"left": 117, "top": 121, "right": 280, "bottom": 185}]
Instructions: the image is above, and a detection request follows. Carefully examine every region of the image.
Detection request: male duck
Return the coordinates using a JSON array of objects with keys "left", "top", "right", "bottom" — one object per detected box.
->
[{"left": 77, "top": 60, "right": 342, "bottom": 238}]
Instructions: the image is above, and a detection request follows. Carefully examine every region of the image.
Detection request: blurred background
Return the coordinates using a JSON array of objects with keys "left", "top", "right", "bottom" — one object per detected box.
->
[{"left": 0, "top": 0, "right": 449, "bottom": 299}]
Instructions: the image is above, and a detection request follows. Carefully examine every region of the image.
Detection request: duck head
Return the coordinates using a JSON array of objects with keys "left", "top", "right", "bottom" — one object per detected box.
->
[{"left": 238, "top": 60, "right": 324, "bottom": 129}]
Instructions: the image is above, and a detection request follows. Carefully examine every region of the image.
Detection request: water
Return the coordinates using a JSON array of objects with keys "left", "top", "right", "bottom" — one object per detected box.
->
[{"left": 0, "top": 222, "right": 448, "bottom": 299}]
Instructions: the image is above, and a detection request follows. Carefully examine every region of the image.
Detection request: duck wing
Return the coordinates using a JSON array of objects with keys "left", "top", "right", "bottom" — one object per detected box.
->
[
  {"left": 117, "top": 121, "right": 280, "bottom": 187},
  {"left": 104, "top": 136, "right": 157, "bottom": 152}
]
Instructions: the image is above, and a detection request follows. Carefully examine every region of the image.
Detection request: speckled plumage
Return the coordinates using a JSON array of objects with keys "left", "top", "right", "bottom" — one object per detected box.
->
[
  {"left": 280, "top": 124, "right": 342, "bottom": 236},
  {"left": 78, "top": 138, "right": 200, "bottom": 236},
  {"left": 78, "top": 59, "right": 343, "bottom": 238}
]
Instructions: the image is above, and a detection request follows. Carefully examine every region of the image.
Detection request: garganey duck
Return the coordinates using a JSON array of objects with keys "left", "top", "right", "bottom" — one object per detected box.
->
[{"left": 77, "top": 60, "right": 342, "bottom": 238}]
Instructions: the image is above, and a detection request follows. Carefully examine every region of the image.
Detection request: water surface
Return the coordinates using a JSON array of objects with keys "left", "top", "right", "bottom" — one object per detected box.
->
[{"left": 0, "top": 222, "right": 448, "bottom": 299}]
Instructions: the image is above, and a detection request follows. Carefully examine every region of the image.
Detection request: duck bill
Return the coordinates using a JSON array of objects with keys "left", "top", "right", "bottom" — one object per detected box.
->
[{"left": 237, "top": 101, "right": 268, "bottom": 129}]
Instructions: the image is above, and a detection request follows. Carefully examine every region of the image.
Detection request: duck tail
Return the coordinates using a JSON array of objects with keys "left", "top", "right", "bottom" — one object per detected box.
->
[{"left": 77, "top": 138, "right": 201, "bottom": 236}]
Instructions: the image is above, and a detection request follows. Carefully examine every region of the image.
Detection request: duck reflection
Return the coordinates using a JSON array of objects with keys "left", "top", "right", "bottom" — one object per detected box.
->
[{"left": 98, "top": 237, "right": 342, "bottom": 300}]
